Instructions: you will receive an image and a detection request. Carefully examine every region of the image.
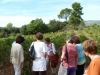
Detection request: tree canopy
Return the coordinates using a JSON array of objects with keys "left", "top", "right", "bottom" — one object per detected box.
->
[
  {"left": 58, "top": 8, "right": 72, "bottom": 21},
  {"left": 68, "top": 2, "right": 83, "bottom": 29}
]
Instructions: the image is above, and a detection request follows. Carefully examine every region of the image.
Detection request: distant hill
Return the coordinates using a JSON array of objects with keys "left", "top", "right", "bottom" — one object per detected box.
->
[{"left": 85, "top": 20, "right": 100, "bottom": 25}]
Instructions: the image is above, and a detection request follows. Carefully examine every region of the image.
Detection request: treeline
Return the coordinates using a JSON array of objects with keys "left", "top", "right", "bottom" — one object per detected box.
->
[{"left": 0, "top": 19, "right": 66, "bottom": 38}]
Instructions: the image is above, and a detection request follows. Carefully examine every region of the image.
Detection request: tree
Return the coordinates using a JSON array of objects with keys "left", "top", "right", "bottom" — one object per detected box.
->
[
  {"left": 68, "top": 2, "right": 83, "bottom": 29},
  {"left": 20, "top": 25, "right": 27, "bottom": 35},
  {"left": 58, "top": 8, "right": 72, "bottom": 21},
  {"left": 48, "top": 19, "right": 65, "bottom": 32},
  {"left": 27, "top": 18, "right": 48, "bottom": 34},
  {"left": 0, "top": 28, "right": 8, "bottom": 37},
  {"left": 6, "top": 23, "right": 13, "bottom": 30},
  {"left": 80, "top": 20, "right": 85, "bottom": 26}
]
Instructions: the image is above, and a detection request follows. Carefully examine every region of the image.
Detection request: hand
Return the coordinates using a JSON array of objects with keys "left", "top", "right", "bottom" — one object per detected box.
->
[
  {"left": 60, "top": 58, "right": 63, "bottom": 62},
  {"left": 20, "top": 62, "right": 24, "bottom": 68}
]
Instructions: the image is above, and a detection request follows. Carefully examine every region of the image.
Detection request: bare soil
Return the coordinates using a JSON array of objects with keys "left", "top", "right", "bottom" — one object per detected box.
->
[
  {"left": 0, "top": 62, "right": 14, "bottom": 75},
  {"left": 0, "top": 60, "right": 61, "bottom": 75}
]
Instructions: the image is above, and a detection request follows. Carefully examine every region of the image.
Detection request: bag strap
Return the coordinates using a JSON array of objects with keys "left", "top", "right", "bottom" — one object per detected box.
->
[
  {"left": 51, "top": 43, "right": 56, "bottom": 54},
  {"left": 51, "top": 43, "right": 53, "bottom": 49},
  {"left": 65, "top": 45, "right": 68, "bottom": 63},
  {"left": 30, "top": 42, "right": 35, "bottom": 55}
]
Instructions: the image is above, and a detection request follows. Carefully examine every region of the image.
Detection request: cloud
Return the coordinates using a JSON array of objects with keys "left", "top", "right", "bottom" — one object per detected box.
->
[
  {"left": 2, "top": 0, "right": 13, "bottom": 3},
  {"left": 83, "top": 4, "right": 100, "bottom": 12},
  {"left": 2, "top": 0, "right": 29, "bottom": 3},
  {"left": 0, "top": 15, "right": 60, "bottom": 27},
  {"left": 0, "top": 0, "right": 100, "bottom": 27},
  {"left": 82, "top": 4, "right": 100, "bottom": 20},
  {"left": 0, "top": 16, "right": 34, "bottom": 27}
]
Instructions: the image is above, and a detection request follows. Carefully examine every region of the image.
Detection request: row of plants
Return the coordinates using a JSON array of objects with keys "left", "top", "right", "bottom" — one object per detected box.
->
[
  {"left": 78, "top": 27, "right": 100, "bottom": 65},
  {"left": 84, "top": 25, "right": 100, "bottom": 42},
  {"left": 0, "top": 30, "right": 74, "bottom": 75}
]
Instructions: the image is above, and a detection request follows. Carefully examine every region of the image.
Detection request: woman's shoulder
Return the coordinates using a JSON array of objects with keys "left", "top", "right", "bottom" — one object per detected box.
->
[
  {"left": 76, "top": 43, "right": 82, "bottom": 46},
  {"left": 14, "top": 43, "right": 22, "bottom": 47},
  {"left": 68, "top": 44, "right": 76, "bottom": 48},
  {"left": 51, "top": 43, "right": 55, "bottom": 46}
]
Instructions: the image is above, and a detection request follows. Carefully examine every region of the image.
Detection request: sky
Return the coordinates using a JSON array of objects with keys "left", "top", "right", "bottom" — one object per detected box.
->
[{"left": 0, "top": 0, "right": 100, "bottom": 27}]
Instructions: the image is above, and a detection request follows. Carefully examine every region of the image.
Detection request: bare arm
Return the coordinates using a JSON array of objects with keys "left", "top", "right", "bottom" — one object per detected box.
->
[
  {"left": 44, "top": 52, "right": 48, "bottom": 58},
  {"left": 61, "top": 52, "right": 65, "bottom": 61}
]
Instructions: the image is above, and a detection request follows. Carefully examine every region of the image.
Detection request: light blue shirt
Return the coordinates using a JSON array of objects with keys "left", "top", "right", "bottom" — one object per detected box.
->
[{"left": 76, "top": 44, "right": 86, "bottom": 65}]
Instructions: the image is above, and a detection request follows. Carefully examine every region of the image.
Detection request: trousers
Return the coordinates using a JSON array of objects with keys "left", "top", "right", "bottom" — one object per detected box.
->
[{"left": 13, "top": 64, "right": 21, "bottom": 75}]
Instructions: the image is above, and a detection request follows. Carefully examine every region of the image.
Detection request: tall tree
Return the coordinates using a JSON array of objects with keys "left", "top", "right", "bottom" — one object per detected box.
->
[
  {"left": 27, "top": 18, "right": 48, "bottom": 34},
  {"left": 68, "top": 2, "right": 83, "bottom": 29},
  {"left": 6, "top": 23, "right": 13, "bottom": 30},
  {"left": 58, "top": 8, "right": 72, "bottom": 21},
  {"left": 20, "top": 25, "right": 27, "bottom": 35},
  {"left": 80, "top": 20, "right": 85, "bottom": 26},
  {"left": 48, "top": 19, "right": 65, "bottom": 32}
]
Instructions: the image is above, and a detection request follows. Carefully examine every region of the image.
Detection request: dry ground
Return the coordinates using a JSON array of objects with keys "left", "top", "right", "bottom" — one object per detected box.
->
[{"left": 0, "top": 59, "right": 61, "bottom": 75}]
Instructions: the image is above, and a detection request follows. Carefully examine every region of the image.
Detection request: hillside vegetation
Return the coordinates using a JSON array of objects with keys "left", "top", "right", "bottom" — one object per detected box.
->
[{"left": 0, "top": 25, "right": 100, "bottom": 75}]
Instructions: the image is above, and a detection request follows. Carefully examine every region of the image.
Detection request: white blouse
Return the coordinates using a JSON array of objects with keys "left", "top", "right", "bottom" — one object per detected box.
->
[
  {"left": 29, "top": 41, "right": 47, "bottom": 71},
  {"left": 10, "top": 43, "right": 24, "bottom": 65},
  {"left": 46, "top": 43, "right": 56, "bottom": 55}
]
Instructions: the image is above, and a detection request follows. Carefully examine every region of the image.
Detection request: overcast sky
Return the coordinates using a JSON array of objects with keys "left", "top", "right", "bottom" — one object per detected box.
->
[{"left": 0, "top": 0, "right": 100, "bottom": 27}]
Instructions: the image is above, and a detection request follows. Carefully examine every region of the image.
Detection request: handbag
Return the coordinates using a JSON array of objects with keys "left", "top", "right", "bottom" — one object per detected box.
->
[
  {"left": 58, "top": 62, "right": 68, "bottom": 75},
  {"left": 49, "top": 43, "right": 59, "bottom": 68},
  {"left": 58, "top": 44, "right": 69, "bottom": 75},
  {"left": 49, "top": 52, "right": 59, "bottom": 68},
  {"left": 30, "top": 43, "right": 35, "bottom": 60}
]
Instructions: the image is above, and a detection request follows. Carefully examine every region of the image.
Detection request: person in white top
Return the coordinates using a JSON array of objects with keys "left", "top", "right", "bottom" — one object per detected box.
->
[
  {"left": 45, "top": 37, "right": 57, "bottom": 75},
  {"left": 29, "top": 32, "right": 48, "bottom": 75},
  {"left": 10, "top": 36, "right": 25, "bottom": 75}
]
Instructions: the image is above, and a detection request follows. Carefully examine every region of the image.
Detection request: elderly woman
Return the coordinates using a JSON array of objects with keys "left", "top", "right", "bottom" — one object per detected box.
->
[
  {"left": 45, "top": 37, "right": 57, "bottom": 75},
  {"left": 82, "top": 40, "right": 100, "bottom": 75},
  {"left": 10, "top": 36, "right": 25, "bottom": 75},
  {"left": 58, "top": 37, "right": 78, "bottom": 75},
  {"left": 29, "top": 32, "right": 47, "bottom": 75},
  {"left": 72, "top": 36, "right": 86, "bottom": 75}
]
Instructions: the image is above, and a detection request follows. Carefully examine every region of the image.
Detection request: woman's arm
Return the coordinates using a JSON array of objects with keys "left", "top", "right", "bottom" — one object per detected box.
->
[
  {"left": 88, "top": 60, "right": 100, "bottom": 75},
  {"left": 43, "top": 42, "right": 48, "bottom": 58},
  {"left": 20, "top": 61, "right": 24, "bottom": 68},
  {"left": 43, "top": 52, "right": 48, "bottom": 58},
  {"left": 61, "top": 52, "right": 66, "bottom": 61}
]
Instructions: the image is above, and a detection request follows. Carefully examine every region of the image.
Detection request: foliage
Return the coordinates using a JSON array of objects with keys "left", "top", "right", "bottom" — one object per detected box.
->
[
  {"left": 20, "top": 25, "right": 27, "bottom": 35},
  {"left": 58, "top": 8, "right": 72, "bottom": 21},
  {"left": 6, "top": 23, "right": 13, "bottom": 30},
  {"left": 68, "top": 2, "right": 83, "bottom": 29},
  {"left": 27, "top": 18, "right": 48, "bottom": 34},
  {"left": 0, "top": 31, "right": 74, "bottom": 74},
  {"left": 80, "top": 20, "right": 85, "bottom": 26},
  {"left": 47, "top": 19, "right": 65, "bottom": 32}
]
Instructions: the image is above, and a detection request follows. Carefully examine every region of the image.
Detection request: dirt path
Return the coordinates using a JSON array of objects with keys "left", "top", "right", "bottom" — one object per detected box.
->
[
  {"left": 0, "top": 58, "right": 61, "bottom": 75},
  {"left": 0, "top": 62, "right": 14, "bottom": 75},
  {"left": 74, "top": 30, "right": 79, "bottom": 36}
]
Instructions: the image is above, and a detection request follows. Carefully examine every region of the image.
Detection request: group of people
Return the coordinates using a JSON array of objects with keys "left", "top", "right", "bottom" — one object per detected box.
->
[
  {"left": 10, "top": 32, "right": 100, "bottom": 75},
  {"left": 58, "top": 35, "right": 100, "bottom": 75},
  {"left": 10, "top": 32, "right": 58, "bottom": 75},
  {"left": 58, "top": 36, "right": 85, "bottom": 75}
]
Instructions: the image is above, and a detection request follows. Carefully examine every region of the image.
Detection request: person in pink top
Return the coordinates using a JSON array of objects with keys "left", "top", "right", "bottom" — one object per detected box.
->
[{"left": 60, "top": 37, "right": 78, "bottom": 75}]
